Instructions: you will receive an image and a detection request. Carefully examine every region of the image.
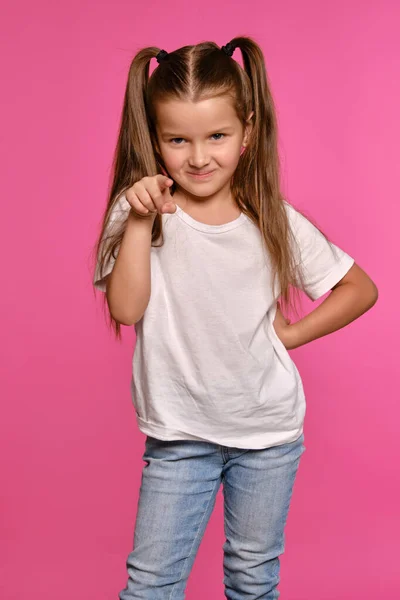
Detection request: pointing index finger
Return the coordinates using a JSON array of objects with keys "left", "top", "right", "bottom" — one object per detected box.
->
[{"left": 156, "top": 174, "right": 174, "bottom": 189}]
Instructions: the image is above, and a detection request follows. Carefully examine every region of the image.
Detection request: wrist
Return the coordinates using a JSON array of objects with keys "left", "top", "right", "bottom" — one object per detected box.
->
[
  {"left": 128, "top": 208, "right": 157, "bottom": 227},
  {"left": 285, "top": 323, "right": 302, "bottom": 350}
]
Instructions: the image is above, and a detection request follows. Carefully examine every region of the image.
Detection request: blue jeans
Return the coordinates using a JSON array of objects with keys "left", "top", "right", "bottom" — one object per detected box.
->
[{"left": 119, "top": 432, "right": 306, "bottom": 599}]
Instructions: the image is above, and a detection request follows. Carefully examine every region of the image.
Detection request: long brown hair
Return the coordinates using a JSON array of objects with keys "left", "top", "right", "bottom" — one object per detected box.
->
[{"left": 91, "top": 35, "right": 334, "bottom": 339}]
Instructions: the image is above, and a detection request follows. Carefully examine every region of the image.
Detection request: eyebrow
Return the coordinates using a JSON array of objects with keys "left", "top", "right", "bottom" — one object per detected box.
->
[{"left": 161, "top": 126, "right": 235, "bottom": 137}]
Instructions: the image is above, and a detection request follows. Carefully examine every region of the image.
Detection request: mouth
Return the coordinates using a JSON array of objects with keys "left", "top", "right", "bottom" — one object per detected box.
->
[{"left": 187, "top": 170, "right": 216, "bottom": 180}]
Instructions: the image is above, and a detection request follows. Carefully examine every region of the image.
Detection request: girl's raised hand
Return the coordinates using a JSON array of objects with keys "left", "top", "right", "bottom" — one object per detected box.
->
[{"left": 126, "top": 175, "right": 177, "bottom": 218}]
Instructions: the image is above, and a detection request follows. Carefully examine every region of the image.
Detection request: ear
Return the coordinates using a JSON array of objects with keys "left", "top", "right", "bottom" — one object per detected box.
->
[{"left": 243, "top": 111, "right": 254, "bottom": 146}]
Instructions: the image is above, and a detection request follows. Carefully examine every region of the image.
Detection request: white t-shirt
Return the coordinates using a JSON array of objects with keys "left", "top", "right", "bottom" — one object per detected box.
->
[{"left": 94, "top": 194, "right": 355, "bottom": 449}]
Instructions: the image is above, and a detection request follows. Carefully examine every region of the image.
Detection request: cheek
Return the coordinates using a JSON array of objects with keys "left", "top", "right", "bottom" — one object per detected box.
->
[
  {"left": 160, "top": 149, "right": 181, "bottom": 171},
  {"left": 217, "top": 142, "right": 242, "bottom": 163},
  {"left": 221, "top": 147, "right": 242, "bottom": 170}
]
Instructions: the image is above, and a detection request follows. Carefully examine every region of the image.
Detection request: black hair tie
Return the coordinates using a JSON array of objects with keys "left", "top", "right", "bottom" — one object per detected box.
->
[
  {"left": 221, "top": 42, "right": 235, "bottom": 57},
  {"left": 156, "top": 49, "right": 168, "bottom": 63}
]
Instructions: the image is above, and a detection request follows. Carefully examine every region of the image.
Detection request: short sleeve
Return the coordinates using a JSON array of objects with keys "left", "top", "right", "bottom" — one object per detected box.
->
[
  {"left": 93, "top": 193, "right": 131, "bottom": 292},
  {"left": 285, "top": 202, "right": 355, "bottom": 301}
]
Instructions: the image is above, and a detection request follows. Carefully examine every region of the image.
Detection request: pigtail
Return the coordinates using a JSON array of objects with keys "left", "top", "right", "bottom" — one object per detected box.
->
[
  {"left": 228, "top": 36, "right": 306, "bottom": 319},
  {"left": 91, "top": 47, "right": 165, "bottom": 339}
]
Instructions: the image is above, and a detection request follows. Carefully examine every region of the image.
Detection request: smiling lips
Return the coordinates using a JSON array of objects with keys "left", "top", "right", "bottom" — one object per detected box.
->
[{"left": 187, "top": 170, "right": 215, "bottom": 179}]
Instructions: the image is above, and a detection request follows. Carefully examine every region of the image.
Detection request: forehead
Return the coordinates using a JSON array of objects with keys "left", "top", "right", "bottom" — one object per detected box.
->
[{"left": 155, "top": 97, "right": 240, "bottom": 133}]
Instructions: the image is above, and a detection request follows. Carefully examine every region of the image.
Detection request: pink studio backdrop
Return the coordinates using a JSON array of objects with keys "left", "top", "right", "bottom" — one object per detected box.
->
[{"left": 1, "top": 1, "right": 399, "bottom": 599}]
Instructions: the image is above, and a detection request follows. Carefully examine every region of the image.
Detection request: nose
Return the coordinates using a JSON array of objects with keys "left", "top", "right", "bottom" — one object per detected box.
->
[{"left": 187, "top": 143, "right": 211, "bottom": 169}]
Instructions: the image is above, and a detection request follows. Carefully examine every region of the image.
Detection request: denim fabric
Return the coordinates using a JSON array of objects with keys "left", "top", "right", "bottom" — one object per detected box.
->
[{"left": 119, "top": 432, "right": 305, "bottom": 599}]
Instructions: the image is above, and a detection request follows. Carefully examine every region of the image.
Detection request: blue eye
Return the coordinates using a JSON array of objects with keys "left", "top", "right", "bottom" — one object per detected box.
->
[{"left": 169, "top": 133, "right": 225, "bottom": 144}]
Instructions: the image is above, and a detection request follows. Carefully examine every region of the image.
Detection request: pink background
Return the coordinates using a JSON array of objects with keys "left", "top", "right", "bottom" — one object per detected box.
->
[{"left": 2, "top": 1, "right": 399, "bottom": 598}]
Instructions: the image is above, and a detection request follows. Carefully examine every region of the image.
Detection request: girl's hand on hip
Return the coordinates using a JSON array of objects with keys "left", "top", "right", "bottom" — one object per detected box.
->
[{"left": 273, "top": 302, "right": 295, "bottom": 350}]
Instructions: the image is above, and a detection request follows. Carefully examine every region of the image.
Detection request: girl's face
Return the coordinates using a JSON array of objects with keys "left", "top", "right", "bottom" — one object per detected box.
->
[{"left": 154, "top": 96, "right": 253, "bottom": 199}]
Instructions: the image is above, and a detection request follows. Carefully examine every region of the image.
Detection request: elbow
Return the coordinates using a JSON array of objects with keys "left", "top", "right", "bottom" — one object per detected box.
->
[
  {"left": 108, "top": 306, "right": 144, "bottom": 326},
  {"left": 110, "top": 312, "right": 136, "bottom": 327},
  {"left": 370, "top": 283, "right": 379, "bottom": 307},
  {"left": 365, "top": 276, "right": 379, "bottom": 307},
  {"left": 357, "top": 280, "right": 379, "bottom": 311},
  {"left": 105, "top": 277, "right": 150, "bottom": 326},
  {"left": 107, "top": 296, "right": 147, "bottom": 326}
]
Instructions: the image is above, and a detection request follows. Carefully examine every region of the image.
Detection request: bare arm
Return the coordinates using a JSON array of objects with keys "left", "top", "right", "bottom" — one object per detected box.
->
[
  {"left": 284, "top": 263, "right": 379, "bottom": 350},
  {"left": 106, "top": 210, "right": 156, "bottom": 326}
]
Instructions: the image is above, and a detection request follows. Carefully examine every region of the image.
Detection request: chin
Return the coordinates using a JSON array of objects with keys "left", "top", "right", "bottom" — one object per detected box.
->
[{"left": 181, "top": 175, "right": 232, "bottom": 192}]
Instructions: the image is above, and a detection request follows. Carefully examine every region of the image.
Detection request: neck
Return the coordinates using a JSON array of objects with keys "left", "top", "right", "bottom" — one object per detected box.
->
[{"left": 172, "top": 184, "right": 237, "bottom": 213}]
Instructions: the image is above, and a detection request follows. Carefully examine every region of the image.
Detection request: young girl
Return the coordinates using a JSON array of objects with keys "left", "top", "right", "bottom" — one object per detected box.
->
[{"left": 92, "top": 36, "right": 378, "bottom": 600}]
